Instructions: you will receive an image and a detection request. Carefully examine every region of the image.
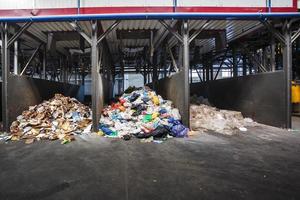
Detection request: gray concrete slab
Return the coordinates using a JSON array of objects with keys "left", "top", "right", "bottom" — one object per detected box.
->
[{"left": 0, "top": 126, "right": 300, "bottom": 200}]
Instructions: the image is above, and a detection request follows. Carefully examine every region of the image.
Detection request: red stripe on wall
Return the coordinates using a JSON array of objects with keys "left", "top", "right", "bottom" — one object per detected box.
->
[
  {"left": 176, "top": 6, "right": 297, "bottom": 13},
  {"left": 80, "top": 7, "right": 174, "bottom": 14},
  {"left": 0, "top": 6, "right": 297, "bottom": 17}
]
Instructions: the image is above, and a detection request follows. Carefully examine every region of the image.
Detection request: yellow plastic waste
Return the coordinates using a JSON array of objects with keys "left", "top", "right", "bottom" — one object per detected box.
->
[
  {"left": 292, "top": 81, "right": 300, "bottom": 103},
  {"left": 96, "top": 130, "right": 105, "bottom": 136},
  {"left": 152, "top": 112, "right": 159, "bottom": 119},
  {"left": 152, "top": 96, "right": 160, "bottom": 105}
]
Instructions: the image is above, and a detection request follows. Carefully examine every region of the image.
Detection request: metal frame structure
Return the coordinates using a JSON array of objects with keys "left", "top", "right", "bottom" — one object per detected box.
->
[{"left": 1, "top": 12, "right": 300, "bottom": 131}]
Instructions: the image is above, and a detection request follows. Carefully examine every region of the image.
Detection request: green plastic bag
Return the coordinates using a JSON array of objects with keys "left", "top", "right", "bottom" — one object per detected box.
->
[{"left": 143, "top": 114, "right": 152, "bottom": 123}]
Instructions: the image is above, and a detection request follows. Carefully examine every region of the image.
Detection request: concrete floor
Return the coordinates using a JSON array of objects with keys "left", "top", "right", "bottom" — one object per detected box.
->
[{"left": 0, "top": 125, "right": 300, "bottom": 200}]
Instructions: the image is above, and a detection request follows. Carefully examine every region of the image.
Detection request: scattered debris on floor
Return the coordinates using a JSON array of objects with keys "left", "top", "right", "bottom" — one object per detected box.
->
[
  {"left": 190, "top": 95, "right": 256, "bottom": 135},
  {"left": 9, "top": 94, "right": 92, "bottom": 144},
  {"left": 0, "top": 132, "right": 11, "bottom": 142},
  {"left": 99, "top": 87, "right": 188, "bottom": 142}
]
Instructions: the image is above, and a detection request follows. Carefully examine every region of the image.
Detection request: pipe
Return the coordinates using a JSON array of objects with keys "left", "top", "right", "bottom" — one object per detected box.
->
[
  {"left": 268, "top": 0, "right": 272, "bottom": 13},
  {"left": 173, "top": 0, "right": 177, "bottom": 13},
  {"left": 0, "top": 12, "right": 300, "bottom": 23},
  {"left": 77, "top": 0, "right": 80, "bottom": 15}
]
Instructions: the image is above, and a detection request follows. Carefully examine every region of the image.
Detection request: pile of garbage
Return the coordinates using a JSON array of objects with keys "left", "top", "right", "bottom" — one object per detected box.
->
[
  {"left": 190, "top": 103, "right": 255, "bottom": 135},
  {"left": 99, "top": 87, "right": 189, "bottom": 142},
  {"left": 9, "top": 94, "right": 92, "bottom": 144}
]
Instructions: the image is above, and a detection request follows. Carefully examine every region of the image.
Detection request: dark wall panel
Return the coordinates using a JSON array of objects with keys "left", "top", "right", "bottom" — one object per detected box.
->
[
  {"left": 149, "top": 71, "right": 186, "bottom": 121},
  {"left": 5, "top": 75, "right": 83, "bottom": 125},
  {"left": 101, "top": 75, "right": 110, "bottom": 104},
  {"left": 190, "top": 71, "right": 286, "bottom": 127}
]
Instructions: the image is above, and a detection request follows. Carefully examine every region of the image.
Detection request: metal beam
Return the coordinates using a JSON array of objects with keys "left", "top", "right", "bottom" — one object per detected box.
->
[
  {"left": 232, "top": 47, "right": 238, "bottom": 77},
  {"left": 195, "top": 67, "right": 203, "bottom": 82},
  {"left": 242, "top": 54, "right": 247, "bottom": 76},
  {"left": 1, "top": 22, "right": 9, "bottom": 131},
  {"left": 189, "top": 20, "right": 210, "bottom": 43},
  {"left": 154, "top": 20, "right": 178, "bottom": 51},
  {"left": 182, "top": 20, "right": 190, "bottom": 127},
  {"left": 261, "top": 20, "right": 285, "bottom": 44},
  {"left": 42, "top": 45, "right": 47, "bottom": 79},
  {"left": 97, "top": 20, "right": 120, "bottom": 44},
  {"left": 214, "top": 51, "right": 227, "bottom": 80},
  {"left": 291, "top": 26, "right": 300, "bottom": 43},
  {"left": 20, "top": 44, "right": 42, "bottom": 75},
  {"left": 91, "top": 20, "right": 101, "bottom": 132},
  {"left": 8, "top": 21, "right": 32, "bottom": 47},
  {"left": 270, "top": 36, "right": 276, "bottom": 71},
  {"left": 12, "top": 23, "right": 45, "bottom": 46},
  {"left": 70, "top": 21, "right": 92, "bottom": 45},
  {"left": 159, "top": 20, "right": 183, "bottom": 44},
  {"left": 13, "top": 39, "right": 18, "bottom": 74},
  {"left": 243, "top": 48, "right": 267, "bottom": 72},
  {"left": 167, "top": 45, "right": 179, "bottom": 72},
  {"left": 283, "top": 21, "right": 292, "bottom": 128},
  {"left": 210, "top": 63, "right": 214, "bottom": 80}
]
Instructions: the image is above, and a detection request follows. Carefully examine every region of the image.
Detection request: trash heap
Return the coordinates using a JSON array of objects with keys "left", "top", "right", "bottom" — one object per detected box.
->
[
  {"left": 9, "top": 94, "right": 92, "bottom": 144},
  {"left": 99, "top": 87, "right": 189, "bottom": 141},
  {"left": 190, "top": 103, "right": 256, "bottom": 135}
]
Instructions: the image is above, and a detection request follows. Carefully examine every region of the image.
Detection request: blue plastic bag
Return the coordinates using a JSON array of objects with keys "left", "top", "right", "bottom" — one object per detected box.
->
[{"left": 168, "top": 117, "right": 188, "bottom": 137}]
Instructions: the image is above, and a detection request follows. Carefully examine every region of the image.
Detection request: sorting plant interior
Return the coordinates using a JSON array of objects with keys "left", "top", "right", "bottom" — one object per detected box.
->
[{"left": 3, "top": 89, "right": 258, "bottom": 145}]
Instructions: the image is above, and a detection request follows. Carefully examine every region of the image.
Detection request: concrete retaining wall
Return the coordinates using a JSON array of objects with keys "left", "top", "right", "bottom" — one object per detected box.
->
[
  {"left": 149, "top": 71, "right": 186, "bottom": 122},
  {"left": 190, "top": 71, "right": 286, "bottom": 127},
  {"left": 1, "top": 75, "right": 83, "bottom": 124}
]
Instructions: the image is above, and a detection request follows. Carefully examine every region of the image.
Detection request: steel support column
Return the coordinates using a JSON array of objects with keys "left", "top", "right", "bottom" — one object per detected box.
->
[
  {"left": 209, "top": 55, "right": 213, "bottom": 80},
  {"left": 232, "top": 47, "right": 238, "bottom": 77},
  {"left": 283, "top": 22, "right": 292, "bottom": 128},
  {"left": 182, "top": 20, "right": 190, "bottom": 127},
  {"left": 152, "top": 52, "right": 158, "bottom": 89},
  {"left": 271, "top": 36, "right": 276, "bottom": 71},
  {"left": 13, "top": 40, "right": 18, "bottom": 74},
  {"left": 204, "top": 57, "right": 210, "bottom": 81},
  {"left": 161, "top": 45, "right": 167, "bottom": 78},
  {"left": 1, "top": 23, "right": 9, "bottom": 131},
  {"left": 91, "top": 21, "right": 100, "bottom": 132},
  {"left": 262, "top": 47, "right": 268, "bottom": 71},
  {"left": 42, "top": 45, "right": 46, "bottom": 79},
  {"left": 190, "top": 65, "right": 193, "bottom": 83},
  {"left": 242, "top": 54, "right": 247, "bottom": 76}
]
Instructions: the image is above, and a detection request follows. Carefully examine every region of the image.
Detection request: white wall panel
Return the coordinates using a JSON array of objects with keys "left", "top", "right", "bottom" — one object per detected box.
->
[
  {"left": 80, "top": 0, "right": 173, "bottom": 7},
  {"left": 177, "top": 0, "right": 294, "bottom": 7},
  {"left": 271, "top": 0, "right": 293, "bottom": 7},
  {"left": 35, "top": 0, "right": 77, "bottom": 9},
  {"left": 0, "top": 0, "right": 33, "bottom": 9},
  {"left": 177, "top": 0, "right": 263, "bottom": 7}
]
